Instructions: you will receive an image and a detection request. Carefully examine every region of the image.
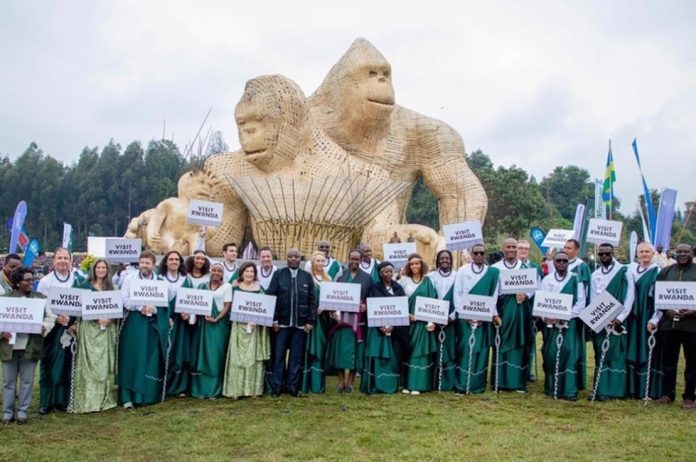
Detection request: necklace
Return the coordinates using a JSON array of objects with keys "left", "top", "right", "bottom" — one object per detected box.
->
[
  {"left": 438, "top": 268, "right": 452, "bottom": 278},
  {"left": 554, "top": 271, "right": 566, "bottom": 282},
  {"left": 636, "top": 264, "right": 648, "bottom": 275},
  {"left": 601, "top": 262, "right": 615, "bottom": 275},
  {"left": 138, "top": 272, "right": 153, "bottom": 280},
  {"left": 223, "top": 261, "right": 238, "bottom": 272},
  {"left": 209, "top": 281, "right": 221, "bottom": 291},
  {"left": 360, "top": 260, "right": 372, "bottom": 270},
  {"left": 412, "top": 275, "right": 422, "bottom": 284},
  {"left": 54, "top": 270, "right": 70, "bottom": 283},
  {"left": 471, "top": 263, "right": 484, "bottom": 274},
  {"left": 503, "top": 259, "right": 517, "bottom": 269},
  {"left": 260, "top": 265, "right": 273, "bottom": 278},
  {"left": 165, "top": 272, "right": 180, "bottom": 283}
]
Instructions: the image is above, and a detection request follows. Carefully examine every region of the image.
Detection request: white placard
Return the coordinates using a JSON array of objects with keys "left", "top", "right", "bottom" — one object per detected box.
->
[
  {"left": 319, "top": 282, "right": 361, "bottom": 312},
  {"left": 532, "top": 291, "right": 573, "bottom": 321},
  {"left": 129, "top": 279, "right": 169, "bottom": 306},
  {"left": 443, "top": 221, "right": 484, "bottom": 251},
  {"left": 367, "top": 296, "right": 410, "bottom": 327},
  {"left": 0, "top": 297, "right": 45, "bottom": 334},
  {"left": 499, "top": 268, "right": 539, "bottom": 295},
  {"left": 229, "top": 291, "right": 276, "bottom": 326},
  {"left": 655, "top": 281, "right": 696, "bottom": 311},
  {"left": 579, "top": 290, "right": 623, "bottom": 333},
  {"left": 457, "top": 294, "right": 496, "bottom": 322},
  {"left": 82, "top": 291, "right": 123, "bottom": 321},
  {"left": 47, "top": 286, "right": 85, "bottom": 317},
  {"left": 175, "top": 287, "right": 214, "bottom": 316},
  {"left": 382, "top": 242, "right": 417, "bottom": 270},
  {"left": 541, "top": 229, "right": 575, "bottom": 249},
  {"left": 413, "top": 296, "right": 450, "bottom": 325},
  {"left": 187, "top": 199, "right": 224, "bottom": 227},
  {"left": 586, "top": 218, "right": 623, "bottom": 247},
  {"left": 105, "top": 238, "right": 142, "bottom": 263}
]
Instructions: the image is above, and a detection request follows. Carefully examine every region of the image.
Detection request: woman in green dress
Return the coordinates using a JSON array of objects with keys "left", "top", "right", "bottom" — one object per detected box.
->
[
  {"left": 362, "top": 261, "right": 407, "bottom": 394},
  {"left": 159, "top": 251, "right": 193, "bottom": 397},
  {"left": 301, "top": 251, "right": 331, "bottom": 394},
  {"left": 399, "top": 253, "right": 438, "bottom": 394},
  {"left": 223, "top": 262, "right": 271, "bottom": 399},
  {"left": 191, "top": 262, "right": 231, "bottom": 398},
  {"left": 71, "top": 259, "right": 118, "bottom": 413}
]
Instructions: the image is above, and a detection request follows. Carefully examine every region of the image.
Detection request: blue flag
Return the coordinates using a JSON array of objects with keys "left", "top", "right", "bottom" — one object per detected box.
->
[
  {"left": 23, "top": 239, "right": 40, "bottom": 266},
  {"left": 632, "top": 138, "right": 657, "bottom": 242},
  {"left": 654, "top": 189, "right": 678, "bottom": 250},
  {"left": 529, "top": 227, "right": 549, "bottom": 256}
]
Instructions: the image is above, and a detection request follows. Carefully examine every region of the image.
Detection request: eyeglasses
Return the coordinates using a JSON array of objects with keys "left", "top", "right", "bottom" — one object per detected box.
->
[
  {"left": 597, "top": 252, "right": 612, "bottom": 257},
  {"left": 554, "top": 259, "right": 569, "bottom": 263},
  {"left": 472, "top": 251, "right": 485, "bottom": 256}
]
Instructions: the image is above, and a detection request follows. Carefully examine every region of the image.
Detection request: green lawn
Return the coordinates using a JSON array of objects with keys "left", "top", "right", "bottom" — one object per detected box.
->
[{"left": 1, "top": 340, "right": 694, "bottom": 462}]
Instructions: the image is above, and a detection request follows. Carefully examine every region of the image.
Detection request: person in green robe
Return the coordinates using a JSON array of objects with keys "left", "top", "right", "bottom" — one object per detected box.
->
[
  {"left": 518, "top": 240, "right": 542, "bottom": 382},
  {"left": 399, "top": 253, "right": 438, "bottom": 394},
  {"left": 302, "top": 251, "right": 332, "bottom": 394},
  {"left": 36, "top": 247, "right": 84, "bottom": 415},
  {"left": 590, "top": 243, "right": 635, "bottom": 401},
  {"left": 191, "top": 262, "right": 231, "bottom": 398},
  {"left": 627, "top": 242, "right": 662, "bottom": 399},
  {"left": 304, "top": 240, "right": 343, "bottom": 280},
  {"left": 361, "top": 262, "right": 407, "bottom": 394},
  {"left": 118, "top": 250, "right": 171, "bottom": 408},
  {"left": 426, "top": 250, "right": 458, "bottom": 392},
  {"left": 358, "top": 243, "right": 380, "bottom": 284},
  {"left": 452, "top": 244, "right": 500, "bottom": 394},
  {"left": 2, "top": 267, "right": 51, "bottom": 425},
  {"left": 71, "top": 258, "right": 118, "bottom": 413},
  {"left": 539, "top": 251, "right": 586, "bottom": 400},
  {"left": 327, "top": 249, "right": 372, "bottom": 393},
  {"left": 223, "top": 262, "right": 271, "bottom": 399},
  {"left": 491, "top": 238, "right": 533, "bottom": 392},
  {"left": 158, "top": 251, "right": 194, "bottom": 397},
  {"left": 222, "top": 242, "right": 240, "bottom": 283}
]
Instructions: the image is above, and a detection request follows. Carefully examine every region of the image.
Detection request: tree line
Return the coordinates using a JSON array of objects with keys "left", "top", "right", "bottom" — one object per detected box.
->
[{"left": 1, "top": 141, "right": 693, "bottom": 256}]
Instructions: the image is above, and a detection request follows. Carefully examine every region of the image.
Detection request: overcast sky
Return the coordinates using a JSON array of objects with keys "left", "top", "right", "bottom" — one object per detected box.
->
[{"left": 1, "top": 0, "right": 694, "bottom": 214}]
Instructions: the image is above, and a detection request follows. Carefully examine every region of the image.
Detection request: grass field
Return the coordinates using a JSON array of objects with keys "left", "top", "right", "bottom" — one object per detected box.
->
[{"left": 1, "top": 341, "right": 694, "bottom": 461}]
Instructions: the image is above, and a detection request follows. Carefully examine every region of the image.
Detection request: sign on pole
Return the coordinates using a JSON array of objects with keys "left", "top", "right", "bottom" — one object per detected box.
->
[
  {"left": 129, "top": 279, "right": 169, "bottom": 306},
  {"left": 0, "top": 297, "right": 45, "bottom": 334},
  {"left": 456, "top": 294, "right": 496, "bottom": 322},
  {"left": 319, "top": 282, "right": 361, "bottom": 312},
  {"left": 175, "top": 287, "right": 214, "bottom": 316},
  {"left": 47, "top": 286, "right": 85, "bottom": 317},
  {"left": 579, "top": 290, "right": 623, "bottom": 333},
  {"left": 413, "top": 296, "right": 450, "bottom": 325},
  {"left": 654, "top": 282, "right": 696, "bottom": 311},
  {"left": 187, "top": 200, "right": 224, "bottom": 227},
  {"left": 586, "top": 218, "right": 623, "bottom": 247},
  {"left": 367, "top": 296, "right": 410, "bottom": 327},
  {"left": 443, "top": 221, "right": 484, "bottom": 251},
  {"left": 82, "top": 291, "right": 123, "bottom": 320},
  {"left": 229, "top": 291, "right": 277, "bottom": 326},
  {"left": 382, "top": 242, "right": 417, "bottom": 270},
  {"left": 541, "top": 229, "right": 575, "bottom": 249},
  {"left": 499, "top": 269, "right": 539, "bottom": 294},
  {"left": 532, "top": 291, "right": 573, "bottom": 321}
]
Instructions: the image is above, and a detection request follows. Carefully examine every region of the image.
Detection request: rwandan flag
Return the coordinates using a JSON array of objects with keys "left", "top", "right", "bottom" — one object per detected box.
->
[{"left": 602, "top": 144, "right": 616, "bottom": 205}]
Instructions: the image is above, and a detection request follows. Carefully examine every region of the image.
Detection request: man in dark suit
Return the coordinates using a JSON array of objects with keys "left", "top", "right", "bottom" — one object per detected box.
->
[{"left": 266, "top": 248, "right": 317, "bottom": 397}]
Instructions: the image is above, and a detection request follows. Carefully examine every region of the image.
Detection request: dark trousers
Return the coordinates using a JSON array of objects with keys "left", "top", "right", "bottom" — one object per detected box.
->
[
  {"left": 271, "top": 327, "right": 306, "bottom": 395},
  {"left": 660, "top": 329, "right": 696, "bottom": 401}
]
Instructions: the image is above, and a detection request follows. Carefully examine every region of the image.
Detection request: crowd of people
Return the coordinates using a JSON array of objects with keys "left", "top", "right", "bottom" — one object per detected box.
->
[{"left": 1, "top": 238, "right": 695, "bottom": 425}]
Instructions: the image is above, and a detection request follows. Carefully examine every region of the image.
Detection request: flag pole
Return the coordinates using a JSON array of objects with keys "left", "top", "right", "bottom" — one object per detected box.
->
[{"left": 608, "top": 139, "right": 613, "bottom": 221}]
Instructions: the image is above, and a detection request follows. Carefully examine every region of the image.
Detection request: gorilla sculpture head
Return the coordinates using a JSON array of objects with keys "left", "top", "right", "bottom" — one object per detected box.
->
[{"left": 235, "top": 75, "right": 309, "bottom": 172}]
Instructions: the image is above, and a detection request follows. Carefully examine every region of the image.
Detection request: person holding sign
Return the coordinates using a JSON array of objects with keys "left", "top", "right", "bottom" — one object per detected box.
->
[
  {"left": 71, "top": 259, "right": 118, "bottom": 413},
  {"left": 359, "top": 243, "right": 380, "bottom": 283},
  {"left": 301, "top": 252, "right": 332, "bottom": 394},
  {"left": 222, "top": 243, "right": 240, "bottom": 283},
  {"left": 186, "top": 250, "right": 211, "bottom": 288},
  {"left": 223, "top": 262, "right": 271, "bottom": 399},
  {"left": 649, "top": 243, "right": 696, "bottom": 409},
  {"left": 118, "top": 251, "right": 171, "bottom": 408},
  {"left": 427, "top": 250, "right": 457, "bottom": 391},
  {"left": 399, "top": 253, "right": 438, "bottom": 395},
  {"left": 589, "top": 243, "right": 635, "bottom": 400},
  {"left": 362, "top": 262, "right": 407, "bottom": 394},
  {"left": 539, "top": 251, "right": 586, "bottom": 400},
  {"left": 159, "top": 251, "right": 194, "bottom": 397},
  {"left": 0, "top": 254, "right": 22, "bottom": 294},
  {"left": 266, "top": 249, "right": 317, "bottom": 398},
  {"left": 191, "top": 262, "right": 231, "bottom": 398},
  {"left": 327, "top": 249, "right": 372, "bottom": 393},
  {"left": 626, "top": 243, "right": 662, "bottom": 399},
  {"left": 36, "top": 247, "right": 83, "bottom": 415},
  {"left": 491, "top": 238, "right": 533, "bottom": 393},
  {"left": 1, "top": 268, "right": 51, "bottom": 425},
  {"left": 256, "top": 246, "right": 277, "bottom": 291},
  {"left": 304, "top": 240, "right": 343, "bottom": 280},
  {"left": 453, "top": 244, "right": 500, "bottom": 394}
]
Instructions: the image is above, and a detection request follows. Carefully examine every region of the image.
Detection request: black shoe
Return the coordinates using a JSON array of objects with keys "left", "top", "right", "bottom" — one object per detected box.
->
[
  {"left": 16, "top": 417, "right": 27, "bottom": 425},
  {"left": 38, "top": 407, "right": 51, "bottom": 415},
  {"left": 289, "top": 391, "right": 302, "bottom": 398}
]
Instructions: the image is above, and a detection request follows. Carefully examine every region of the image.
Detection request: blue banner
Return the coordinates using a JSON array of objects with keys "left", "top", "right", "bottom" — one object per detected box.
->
[
  {"left": 654, "top": 188, "right": 678, "bottom": 250},
  {"left": 23, "top": 239, "right": 40, "bottom": 266},
  {"left": 529, "top": 227, "right": 549, "bottom": 256},
  {"left": 632, "top": 139, "right": 657, "bottom": 242},
  {"left": 9, "top": 201, "right": 27, "bottom": 253}
]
